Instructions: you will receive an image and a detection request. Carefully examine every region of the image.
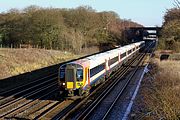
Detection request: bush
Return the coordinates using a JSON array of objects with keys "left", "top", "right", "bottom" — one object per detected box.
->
[
  {"left": 159, "top": 7, "right": 180, "bottom": 52},
  {"left": 144, "top": 60, "right": 180, "bottom": 119}
]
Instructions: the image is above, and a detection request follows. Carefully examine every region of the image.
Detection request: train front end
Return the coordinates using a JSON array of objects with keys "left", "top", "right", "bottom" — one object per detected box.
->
[{"left": 58, "top": 63, "right": 84, "bottom": 96}]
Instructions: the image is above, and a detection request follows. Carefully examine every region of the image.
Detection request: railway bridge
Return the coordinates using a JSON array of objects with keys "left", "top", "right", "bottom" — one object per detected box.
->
[
  {"left": 127, "top": 26, "right": 162, "bottom": 52},
  {"left": 129, "top": 26, "right": 162, "bottom": 41}
]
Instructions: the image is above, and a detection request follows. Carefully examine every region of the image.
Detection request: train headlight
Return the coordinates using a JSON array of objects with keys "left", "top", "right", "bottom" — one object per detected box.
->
[{"left": 62, "top": 83, "right": 65, "bottom": 86}]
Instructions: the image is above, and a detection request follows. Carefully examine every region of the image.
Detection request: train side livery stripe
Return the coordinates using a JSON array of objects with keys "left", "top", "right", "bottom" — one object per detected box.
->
[{"left": 109, "top": 61, "right": 119, "bottom": 69}]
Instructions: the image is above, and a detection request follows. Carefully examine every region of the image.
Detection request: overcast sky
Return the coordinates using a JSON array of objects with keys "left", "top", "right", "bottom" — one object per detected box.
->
[{"left": 0, "top": 0, "right": 175, "bottom": 26}]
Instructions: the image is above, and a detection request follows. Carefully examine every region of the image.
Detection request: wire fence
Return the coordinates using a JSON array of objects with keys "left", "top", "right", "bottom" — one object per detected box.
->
[
  {"left": 0, "top": 44, "right": 62, "bottom": 50},
  {"left": 0, "top": 44, "right": 100, "bottom": 55}
]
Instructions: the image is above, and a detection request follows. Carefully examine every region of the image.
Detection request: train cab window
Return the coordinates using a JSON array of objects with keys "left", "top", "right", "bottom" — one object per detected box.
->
[
  {"left": 76, "top": 69, "right": 83, "bottom": 81},
  {"left": 66, "top": 69, "right": 74, "bottom": 82},
  {"left": 140, "top": 43, "right": 144, "bottom": 48},
  {"left": 60, "top": 69, "right": 65, "bottom": 79},
  {"left": 60, "top": 65, "right": 66, "bottom": 81}
]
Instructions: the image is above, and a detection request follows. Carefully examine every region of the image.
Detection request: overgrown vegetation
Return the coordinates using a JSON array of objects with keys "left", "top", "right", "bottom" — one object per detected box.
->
[
  {"left": 144, "top": 59, "right": 180, "bottom": 119},
  {"left": 130, "top": 57, "right": 180, "bottom": 119},
  {"left": 158, "top": 0, "right": 180, "bottom": 52},
  {"left": 0, "top": 6, "right": 141, "bottom": 53}
]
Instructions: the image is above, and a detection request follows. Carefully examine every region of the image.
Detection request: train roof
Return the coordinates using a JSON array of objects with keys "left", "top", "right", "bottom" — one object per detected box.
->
[
  {"left": 87, "top": 52, "right": 110, "bottom": 69},
  {"left": 61, "top": 41, "right": 144, "bottom": 69}
]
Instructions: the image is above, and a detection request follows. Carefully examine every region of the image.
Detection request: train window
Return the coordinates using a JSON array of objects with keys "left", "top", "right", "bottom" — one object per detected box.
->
[
  {"left": 128, "top": 50, "right": 131, "bottom": 54},
  {"left": 90, "top": 62, "right": 105, "bottom": 77},
  {"left": 120, "top": 52, "right": 126, "bottom": 58},
  {"left": 140, "top": 43, "right": 144, "bottom": 48},
  {"left": 76, "top": 69, "right": 83, "bottom": 81},
  {"left": 60, "top": 65, "right": 66, "bottom": 80},
  {"left": 65, "top": 69, "right": 74, "bottom": 82},
  {"left": 108, "top": 56, "right": 118, "bottom": 66},
  {"left": 133, "top": 48, "right": 135, "bottom": 51},
  {"left": 60, "top": 69, "right": 65, "bottom": 78}
]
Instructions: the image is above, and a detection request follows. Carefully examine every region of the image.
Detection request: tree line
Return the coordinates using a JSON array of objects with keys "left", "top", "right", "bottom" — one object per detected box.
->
[
  {"left": 0, "top": 6, "right": 141, "bottom": 53},
  {"left": 159, "top": 0, "right": 180, "bottom": 52}
]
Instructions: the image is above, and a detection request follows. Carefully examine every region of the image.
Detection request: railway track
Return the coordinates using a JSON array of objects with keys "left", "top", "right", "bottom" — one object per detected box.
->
[
  {"left": 4, "top": 88, "right": 59, "bottom": 119},
  {"left": 0, "top": 77, "right": 57, "bottom": 106},
  {"left": 0, "top": 73, "right": 57, "bottom": 99},
  {"left": 0, "top": 66, "right": 84, "bottom": 120},
  {"left": 101, "top": 55, "right": 145, "bottom": 120},
  {"left": 0, "top": 72, "right": 62, "bottom": 119},
  {"left": 0, "top": 83, "right": 58, "bottom": 118},
  {"left": 35, "top": 98, "right": 82, "bottom": 120}
]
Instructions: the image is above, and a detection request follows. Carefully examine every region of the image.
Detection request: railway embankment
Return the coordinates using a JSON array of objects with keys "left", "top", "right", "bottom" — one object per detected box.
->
[
  {"left": 0, "top": 48, "right": 81, "bottom": 92},
  {"left": 0, "top": 48, "right": 80, "bottom": 79},
  {"left": 129, "top": 53, "right": 180, "bottom": 119}
]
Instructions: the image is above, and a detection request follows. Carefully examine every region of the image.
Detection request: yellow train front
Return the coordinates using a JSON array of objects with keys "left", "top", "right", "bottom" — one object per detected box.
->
[{"left": 58, "top": 61, "right": 90, "bottom": 96}]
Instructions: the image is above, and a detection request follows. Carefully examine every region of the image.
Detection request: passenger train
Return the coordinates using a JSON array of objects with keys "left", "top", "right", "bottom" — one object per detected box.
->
[{"left": 58, "top": 41, "right": 145, "bottom": 96}]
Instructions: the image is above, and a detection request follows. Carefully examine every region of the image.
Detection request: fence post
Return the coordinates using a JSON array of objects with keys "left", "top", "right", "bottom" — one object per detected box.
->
[
  {"left": 0, "top": 44, "right": 2, "bottom": 48},
  {"left": 20, "top": 44, "right": 21, "bottom": 49},
  {"left": 11, "top": 44, "right": 13, "bottom": 49}
]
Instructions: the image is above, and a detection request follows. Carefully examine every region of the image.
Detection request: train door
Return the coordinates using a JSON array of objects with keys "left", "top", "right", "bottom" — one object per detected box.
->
[
  {"left": 105, "top": 59, "right": 109, "bottom": 78},
  {"left": 118, "top": 53, "right": 121, "bottom": 63},
  {"left": 85, "top": 67, "right": 90, "bottom": 86}
]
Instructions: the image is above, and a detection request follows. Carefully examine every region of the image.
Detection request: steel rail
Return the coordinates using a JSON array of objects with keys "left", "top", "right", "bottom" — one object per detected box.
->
[
  {"left": 0, "top": 77, "right": 57, "bottom": 107},
  {"left": 0, "top": 82, "right": 58, "bottom": 118},
  {"left": 102, "top": 53, "right": 147, "bottom": 120},
  {"left": 4, "top": 88, "right": 58, "bottom": 119},
  {"left": 102, "top": 43, "right": 153, "bottom": 120},
  {"left": 0, "top": 73, "right": 57, "bottom": 97}
]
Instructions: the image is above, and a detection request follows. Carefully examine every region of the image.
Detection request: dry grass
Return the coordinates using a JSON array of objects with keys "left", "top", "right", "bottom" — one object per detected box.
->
[
  {"left": 142, "top": 59, "right": 180, "bottom": 119},
  {"left": 154, "top": 50, "right": 180, "bottom": 60},
  {"left": 0, "top": 48, "right": 82, "bottom": 79}
]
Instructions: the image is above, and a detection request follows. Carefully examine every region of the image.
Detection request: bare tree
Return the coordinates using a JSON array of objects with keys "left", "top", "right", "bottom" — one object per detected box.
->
[{"left": 173, "top": 0, "right": 180, "bottom": 8}]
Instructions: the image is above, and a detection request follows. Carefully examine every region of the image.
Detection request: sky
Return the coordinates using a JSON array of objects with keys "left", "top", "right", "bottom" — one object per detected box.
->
[{"left": 0, "top": 0, "right": 175, "bottom": 26}]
